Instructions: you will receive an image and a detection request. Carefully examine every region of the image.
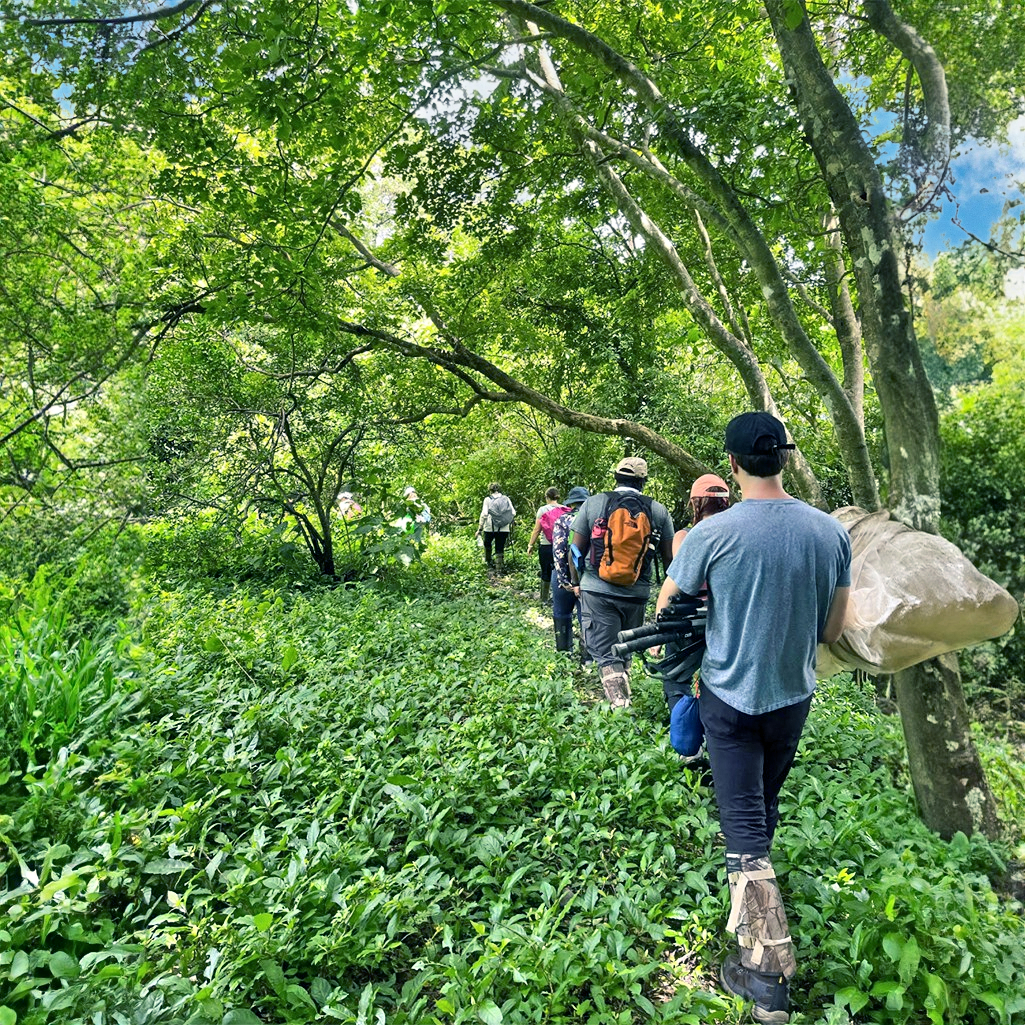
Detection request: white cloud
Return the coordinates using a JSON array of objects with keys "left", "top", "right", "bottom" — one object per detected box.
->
[{"left": 953, "top": 116, "right": 1025, "bottom": 195}]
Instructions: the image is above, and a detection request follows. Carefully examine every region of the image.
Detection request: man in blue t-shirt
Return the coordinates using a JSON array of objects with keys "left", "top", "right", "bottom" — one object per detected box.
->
[{"left": 656, "top": 412, "right": 850, "bottom": 1024}]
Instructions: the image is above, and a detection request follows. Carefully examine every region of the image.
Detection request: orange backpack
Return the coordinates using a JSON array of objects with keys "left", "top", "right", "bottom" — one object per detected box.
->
[{"left": 589, "top": 492, "right": 660, "bottom": 586}]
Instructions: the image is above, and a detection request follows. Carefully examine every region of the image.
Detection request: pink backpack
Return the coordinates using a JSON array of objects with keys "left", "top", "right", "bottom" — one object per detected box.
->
[{"left": 539, "top": 504, "right": 572, "bottom": 542}]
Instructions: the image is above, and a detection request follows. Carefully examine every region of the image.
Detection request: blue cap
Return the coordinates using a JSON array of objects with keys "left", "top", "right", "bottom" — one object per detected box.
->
[{"left": 566, "top": 486, "right": 590, "bottom": 505}]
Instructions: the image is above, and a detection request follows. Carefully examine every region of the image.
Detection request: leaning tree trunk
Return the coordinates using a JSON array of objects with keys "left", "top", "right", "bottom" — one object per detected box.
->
[
  {"left": 892, "top": 653, "right": 1000, "bottom": 838},
  {"left": 767, "top": 0, "right": 1001, "bottom": 837}
]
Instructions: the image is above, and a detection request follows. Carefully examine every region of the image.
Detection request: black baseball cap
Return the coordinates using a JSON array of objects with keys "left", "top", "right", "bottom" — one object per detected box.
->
[{"left": 724, "top": 412, "right": 796, "bottom": 456}]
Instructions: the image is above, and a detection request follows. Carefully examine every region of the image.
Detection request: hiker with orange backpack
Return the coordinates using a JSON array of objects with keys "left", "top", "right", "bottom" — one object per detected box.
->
[{"left": 570, "top": 457, "right": 674, "bottom": 708}]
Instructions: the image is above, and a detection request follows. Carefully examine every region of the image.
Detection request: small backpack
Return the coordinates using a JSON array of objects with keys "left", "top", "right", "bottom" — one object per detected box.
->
[
  {"left": 589, "top": 492, "right": 660, "bottom": 587},
  {"left": 488, "top": 493, "right": 515, "bottom": 529},
  {"left": 539, "top": 503, "right": 571, "bottom": 542}
]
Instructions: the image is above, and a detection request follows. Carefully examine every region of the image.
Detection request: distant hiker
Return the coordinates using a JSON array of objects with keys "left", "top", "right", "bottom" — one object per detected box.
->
[
  {"left": 666, "top": 472, "right": 731, "bottom": 761},
  {"left": 656, "top": 412, "right": 850, "bottom": 1023},
  {"left": 476, "top": 483, "right": 516, "bottom": 574},
  {"left": 570, "top": 457, "right": 674, "bottom": 708},
  {"left": 551, "top": 486, "right": 590, "bottom": 659},
  {"left": 337, "top": 492, "right": 363, "bottom": 519},
  {"left": 527, "top": 487, "right": 569, "bottom": 604},
  {"left": 403, "top": 486, "right": 432, "bottom": 531}
]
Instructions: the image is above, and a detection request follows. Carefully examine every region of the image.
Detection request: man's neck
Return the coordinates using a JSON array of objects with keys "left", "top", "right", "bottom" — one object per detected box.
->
[{"left": 737, "top": 472, "right": 789, "bottom": 501}]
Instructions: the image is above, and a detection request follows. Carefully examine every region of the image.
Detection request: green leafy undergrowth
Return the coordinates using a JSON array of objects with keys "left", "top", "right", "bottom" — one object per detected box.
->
[
  {"left": 0, "top": 579, "right": 141, "bottom": 807},
  {"left": 0, "top": 539, "right": 1022, "bottom": 1024}
]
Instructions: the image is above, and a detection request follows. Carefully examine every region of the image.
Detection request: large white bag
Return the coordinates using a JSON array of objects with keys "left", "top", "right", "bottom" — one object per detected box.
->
[{"left": 816, "top": 507, "right": 1020, "bottom": 677}]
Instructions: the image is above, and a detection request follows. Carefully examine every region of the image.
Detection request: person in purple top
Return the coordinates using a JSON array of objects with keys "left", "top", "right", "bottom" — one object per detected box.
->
[{"left": 550, "top": 486, "right": 590, "bottom": 659}]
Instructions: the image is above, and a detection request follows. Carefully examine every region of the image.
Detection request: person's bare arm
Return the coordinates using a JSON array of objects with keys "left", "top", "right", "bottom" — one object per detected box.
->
[
  {"left": 820, "top": 586, "right": 850, "bottom": 644},
  {"left": 659, "top": 532, "right": 675, "bottom": 570},
  {"left": 671, "top": 528, "right": 688, "bottom": 558},
  {"left": 527, "top": 519, "right": 542, "bottom": 551},
  {"left": 655, "top": 574, "right": 682, "bottom": 618}
]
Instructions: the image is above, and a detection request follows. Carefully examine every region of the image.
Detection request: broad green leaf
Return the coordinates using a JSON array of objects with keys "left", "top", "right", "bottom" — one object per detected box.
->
[
  {"left": 281, "top": 644, "right": 299, "bottom": 671},
  {"left": 285, "top": 984, "right": 317, "bottom": 1010},
  {"left": 260, "top": 959, "right": 285, "bottom": 997},
  {"left": 311, "top": 977, "right": 333, "bottom": 1005},
  {"left": 836, "top": 985, "right": 870, "bottom": 1015},
  {"left": 782, "top": 0, "right": 804, "bottom": 30},
  {"left": 222, "top": 1011, "right": 263, "bottom": 1025},
  {"left": 48, "top": 951, "right": 80, "bottom": 979},
  {"left": 38, "top": 872, "right": 81, "bottom": 901},
  {"left": 9, "top": 951, "right": 29, "bottom": 979},
  {"left": 882, "top": 932, "right": 904, "bottom": 962},
  {"left": 924, "top": 973, "right": 949, "bottom": 1025},
  {"left": 143, "top": 859, "right": 192, "bottom": 875},
  {"left": 475, "top": 1000, "right": 503, "bottom": 1025},
  {"left": 898, "top": 935, "right": 921, "bottom": 984}
]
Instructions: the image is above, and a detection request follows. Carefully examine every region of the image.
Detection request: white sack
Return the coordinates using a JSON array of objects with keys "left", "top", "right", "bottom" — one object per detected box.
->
[{"left": 815, "top": 507, "right": 1020, "bottom": 677}]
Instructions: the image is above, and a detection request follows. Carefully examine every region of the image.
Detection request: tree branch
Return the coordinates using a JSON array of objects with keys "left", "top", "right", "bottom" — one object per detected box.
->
[
  {"left": 27, "top": 0, "right": 203, "bottom": 29},
  {"left": 492, "top": 0, "right": 873, "bottom": 508}
]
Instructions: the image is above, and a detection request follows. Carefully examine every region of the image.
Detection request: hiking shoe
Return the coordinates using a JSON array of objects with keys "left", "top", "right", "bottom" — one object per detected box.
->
[
  {"left": 601, "top": 672, "right": 631, "bottom": 709},
  {"left": 678, "top": 743, "right": 707, "bottom": 768},
  {"left": 720, "top": 952, "right": 790, "bottom": 1024},
  {"left": 679, "top": 751, "right": 712, "bottom": 785}
]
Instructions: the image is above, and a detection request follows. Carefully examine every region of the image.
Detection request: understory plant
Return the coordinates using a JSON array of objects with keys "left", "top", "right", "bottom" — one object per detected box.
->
[{"left": 0, "top": 536, "right": 1021, "bottom": 1024}]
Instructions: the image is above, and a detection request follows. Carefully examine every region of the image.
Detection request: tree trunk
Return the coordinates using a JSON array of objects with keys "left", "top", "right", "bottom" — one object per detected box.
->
[
  {"left": 767, "top": 0, "right": 999, "bottom": 838},
  {"left": 892, "top": 653, "right": 1001, "bottom": 838}
]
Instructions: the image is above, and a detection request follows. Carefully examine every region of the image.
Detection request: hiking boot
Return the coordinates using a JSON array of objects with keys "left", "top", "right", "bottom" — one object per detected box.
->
[
  {"left": 600, "top": 666, "right": 631, "bottom": 709},
  {"left": 720, "top": 952, "right": 790, "bottom": 1024},
  {"left": 553, "top": 621, "right": 573, "bottom": 652}
]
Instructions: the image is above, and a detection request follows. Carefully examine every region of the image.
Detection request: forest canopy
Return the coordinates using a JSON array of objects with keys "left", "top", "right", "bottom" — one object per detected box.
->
[{"left": 1, "top": 1, "right": 1024, "bottom": 1020}]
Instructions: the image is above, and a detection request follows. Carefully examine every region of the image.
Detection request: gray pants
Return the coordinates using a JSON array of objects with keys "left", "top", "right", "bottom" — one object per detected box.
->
[{"left": 580, "top": 590, "right": 647, "bottom": 669}]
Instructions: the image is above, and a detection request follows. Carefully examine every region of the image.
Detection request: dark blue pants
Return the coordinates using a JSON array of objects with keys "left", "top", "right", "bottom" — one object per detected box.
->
[
  {"left": 551, "top": 583, "right": 584, "bottom": 644},
  {"left": 699, "top": 685, "right": 812, "bottom": 857}
]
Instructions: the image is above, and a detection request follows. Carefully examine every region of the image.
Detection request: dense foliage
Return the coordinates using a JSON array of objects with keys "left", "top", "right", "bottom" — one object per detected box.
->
[
  {"left": 1, "top": 536, "right": 1023, "bottom": 1024},
  {"left": 1, "top": 6, "right": 1024, "bottom": 1017}
]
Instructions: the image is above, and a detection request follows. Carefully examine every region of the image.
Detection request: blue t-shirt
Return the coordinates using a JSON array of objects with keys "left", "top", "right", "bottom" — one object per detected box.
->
[{"left": 667, "top": 499, "right": 851, "bottom": 714}]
